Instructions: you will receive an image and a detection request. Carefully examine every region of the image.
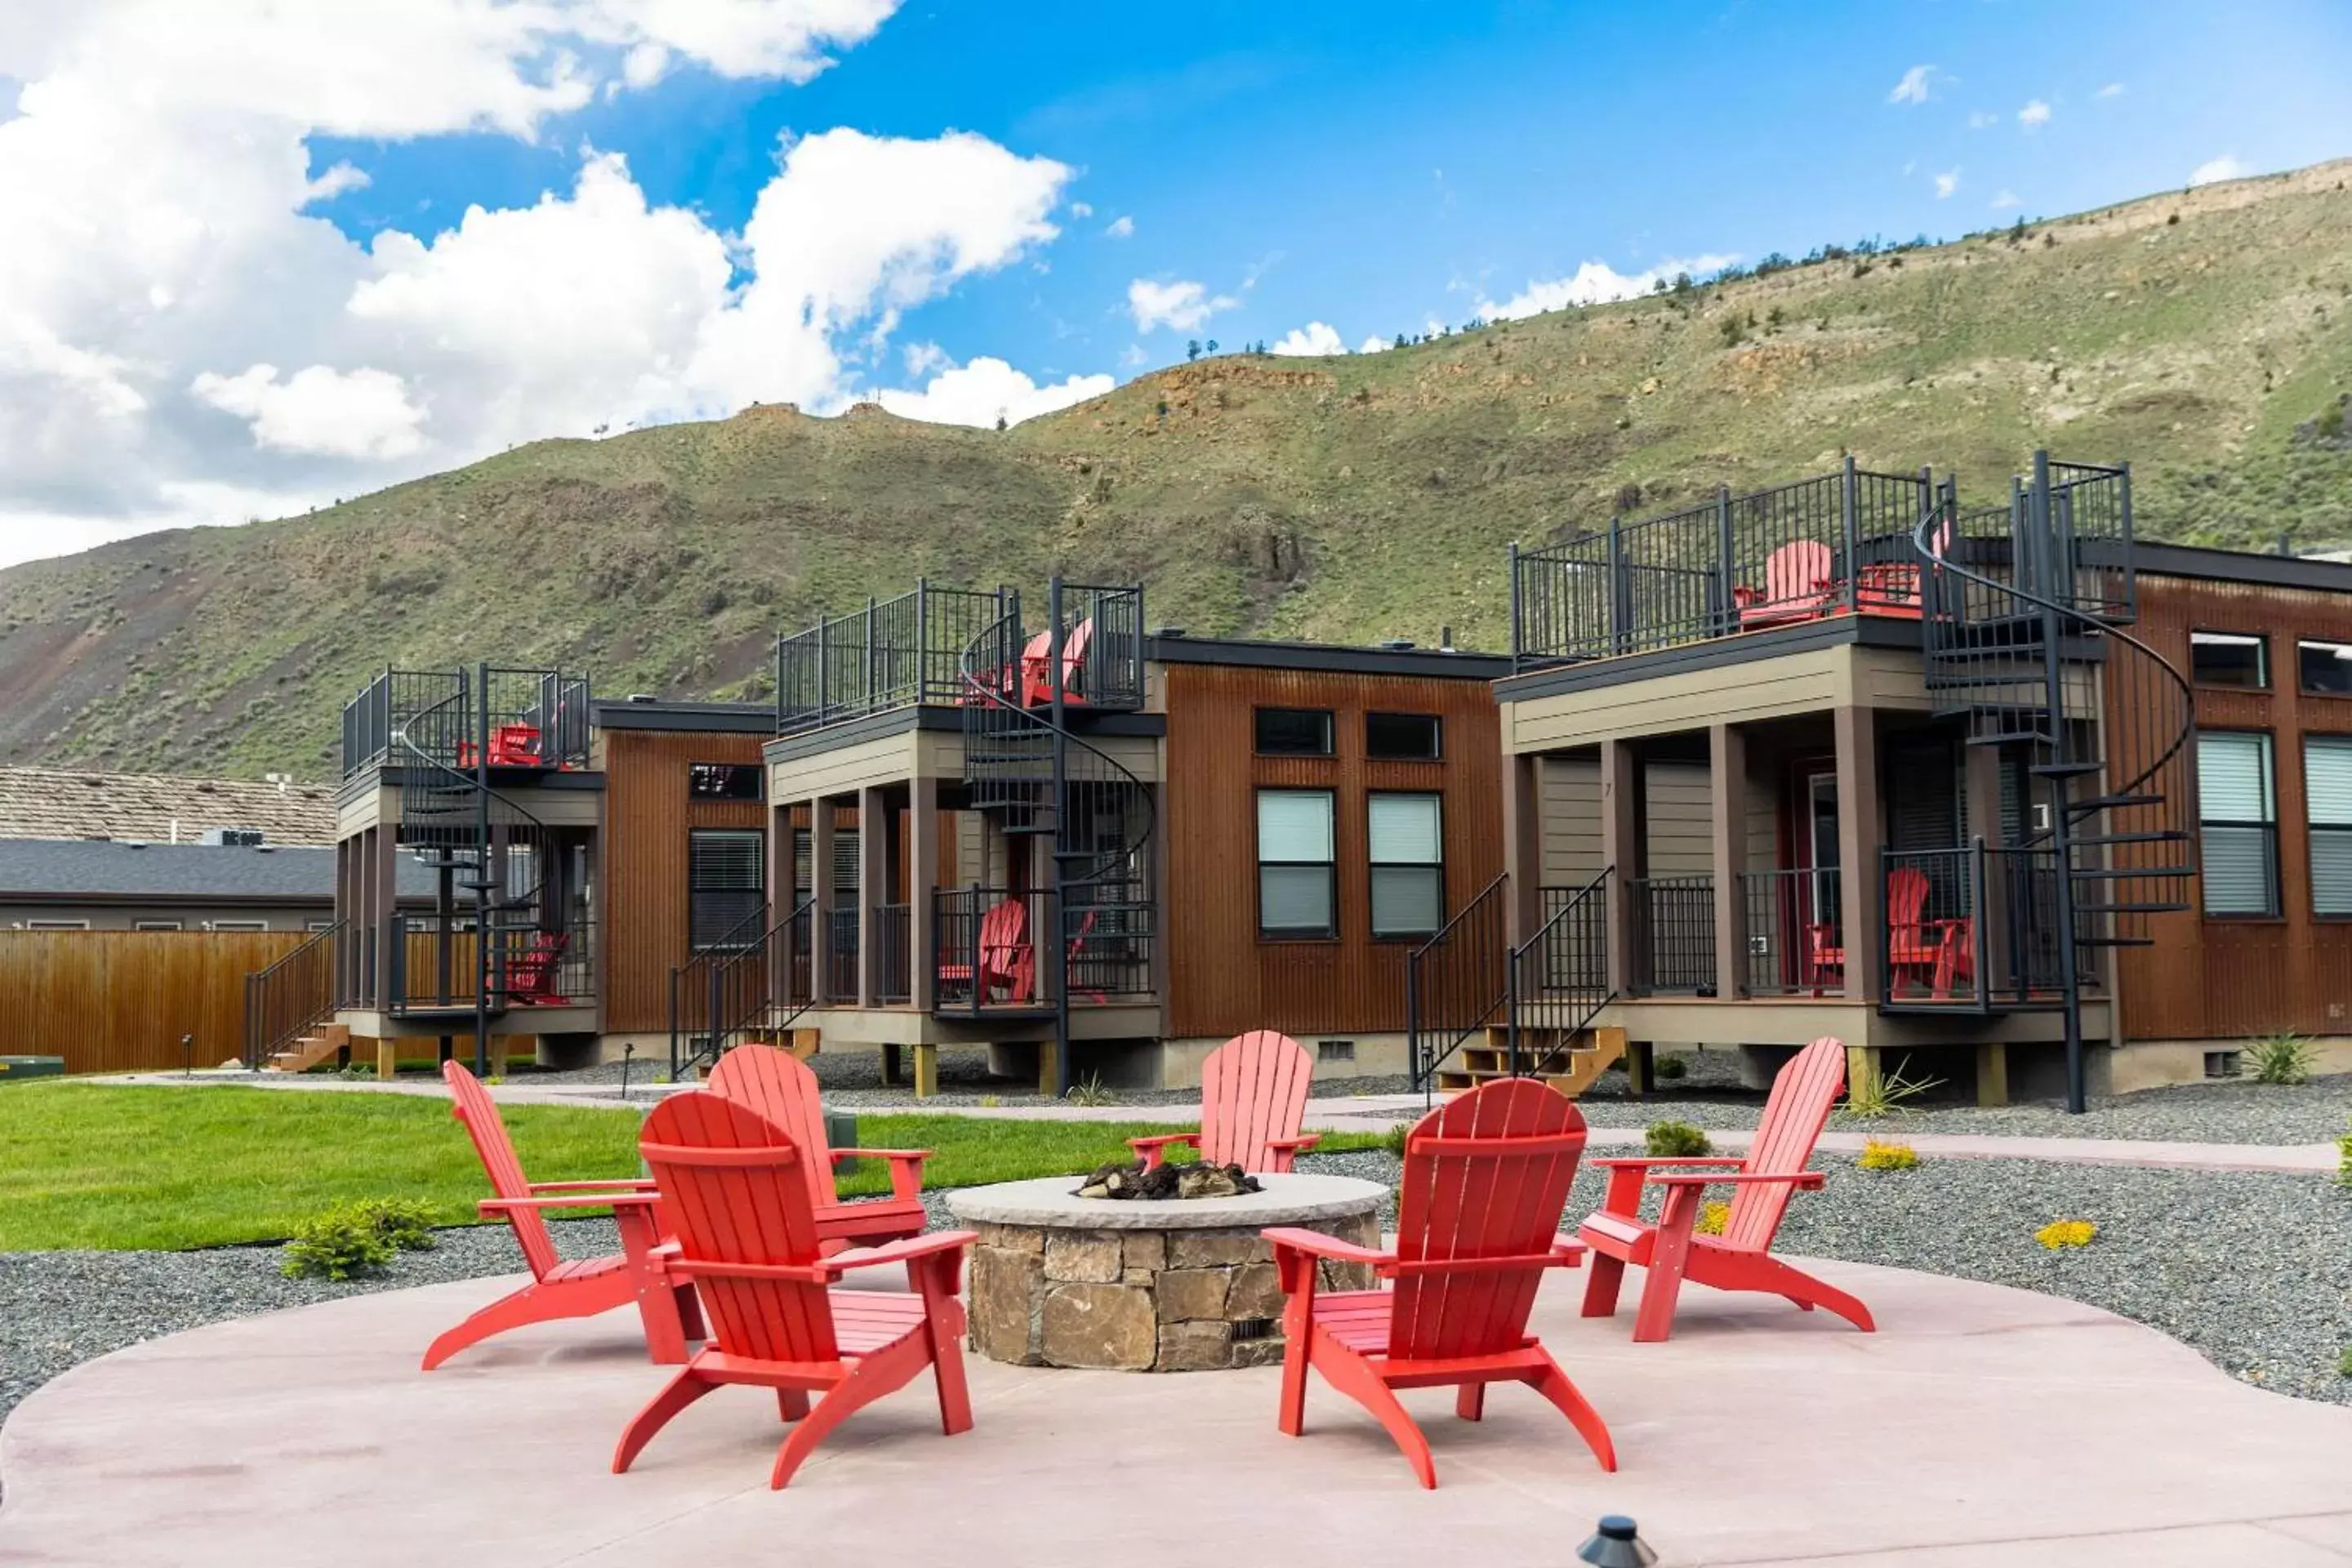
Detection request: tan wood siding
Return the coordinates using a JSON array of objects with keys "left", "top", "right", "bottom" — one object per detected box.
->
[
  {"left": 1539, "top": 758, "right": 1712, "bottom": 884},
  {"left": 1161, "top": 664, "right": 1501, "bottom": 1038},
  {"left": 2113, "top": 573, "right": 2352, "bottom": 1040},
  {"left": 0, "top": 929, "right": 304, "bottom": 1073},
  {"left": 602, "top": 730, "right": 768, "bottom": 1035}
]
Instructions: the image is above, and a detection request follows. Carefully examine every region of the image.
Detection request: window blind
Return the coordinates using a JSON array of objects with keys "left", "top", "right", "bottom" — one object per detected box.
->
[{"left": 1257, "top": 791, "right": 1334, "bottom": 860}]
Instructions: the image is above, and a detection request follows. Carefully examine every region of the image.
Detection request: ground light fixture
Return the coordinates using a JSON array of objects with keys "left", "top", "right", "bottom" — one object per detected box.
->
[{"left": 1577, "top": 1515, "right": 1657, "bottom": 1567}]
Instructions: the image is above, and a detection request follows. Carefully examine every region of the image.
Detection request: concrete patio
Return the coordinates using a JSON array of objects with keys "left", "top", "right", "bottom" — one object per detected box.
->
[{"left": 5, "top": 1256, "right": 2349, "bottom": 1566}]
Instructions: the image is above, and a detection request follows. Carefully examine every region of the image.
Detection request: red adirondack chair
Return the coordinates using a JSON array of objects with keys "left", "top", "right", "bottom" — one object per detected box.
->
[
  {"left": 423, "top": 1062, "right": 701, "bottom": 1370},
  {"left": 935, "top": 897, "right": 1035, "bottom": 1004},
  {"left": 1855, "top": 561, "right": 1922, "bottom": 617},
  {"left": 1020, "top": 617, "right": 1096, "bottom": 706},
  {"left": 1883, "top": 866, "right": 1974, "bottom": 997},
  {"left": 613, "top": 1092, "right": 976, "bottom": 1490},
  {"left": 1129, "top": 1029, "right": 1321, "bottom": 1173},
  {"left": 1735, "top": 540, "right": 1838, "bottom": 629},
  {"left": 1261, "top": 1080, "right": 1612, "bottom": 1490},
  {"left": 1578, "top": 1035, "right": 1873, "bottom": 1342},
  {"left": 503, "top": 929, "right": 569, "bottom": 1005},
  {"left": 707, "top": 1044, "right": 929, "bottom": 1250}
]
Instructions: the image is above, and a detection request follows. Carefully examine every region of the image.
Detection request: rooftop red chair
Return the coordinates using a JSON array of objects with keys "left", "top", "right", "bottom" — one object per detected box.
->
[
  {"left": 707, "top": 1044, "right": 930, "bottom": 1250},
  {"left": 422, "top": 1061, "right": 700, "bottom": 1370},
  {"left": 1129, "top": 1029, "right": 1321, "bottom": 1173},
  {"left": 613, "top": 1092, "right": 977, "bottom": 1490},
  {"left": 1020, "top": 617, "right": 1095, "bottom": 706},
  {"left": 1735, "top": 540, "right": 1838, "bottom": 630},
  {"left": 1261, "top": 1079, "right": 1615, "bottom": 1489},
  {"left": 1578, "top": 1034, "right": 1873, "bottom": 1342}
]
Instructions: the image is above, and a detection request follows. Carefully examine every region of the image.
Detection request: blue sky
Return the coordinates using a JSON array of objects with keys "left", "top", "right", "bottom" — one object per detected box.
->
[
  {"left": 2, "top": 0, "right": 2348, "bottom": 568},
  {"left": 311, "top": 0, "right": 2352, "bottom": 382}
]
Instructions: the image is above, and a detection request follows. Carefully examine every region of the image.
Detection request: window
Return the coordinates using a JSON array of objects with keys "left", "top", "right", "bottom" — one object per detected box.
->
[
  {"left": 2198, "top": 732, "right": 2277, "bottom": 915},
  {"left": 306, "top": 920, "right": 335, "bottom": 933},
  {"left": 1254, "top": 708, "right": 1334, "bottom": 756},
  {"left": 688, "top": 829, "right": 766, "bottom": 950},
  {"left": 1257, "top": 790, "right": 1335, "bottom": 937},
  {"left": 2306, "top": 738, "right": 2352, "bottom": 917},
  {"left": 1316, "top": 1040, "right": 1356, "bottom": 1062},
  {"left": 26, "top": 919, "right": 89, "bottom": 930},
  {"left": 1365, "top": 712, "right": 1442, "bottom": 760},
  {"left": 134, "top": 920, "right": 185, "bottom": 932},
  {"left": 209, "top": 920, "right": 268, "bottom": 933},
  {"left": 1369, "top": 793, "right": 1444, "bottom": 937},
  {"left": 688, "top": 763, "right": 763, "bottom": 800},
  {"left": 2299, "top": 639, "right": 2352, "bottom": 696},
  {"left": 2189, "top": 631, "right": 2267, "bottom": 688}
]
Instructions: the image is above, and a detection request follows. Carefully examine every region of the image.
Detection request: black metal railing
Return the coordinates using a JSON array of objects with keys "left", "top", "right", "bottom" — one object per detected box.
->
[
  {"left": 669, "top": 900, "right": 817, "bottom": 1081},
  {"left": 1499, "top": 870, "right": 1613, "bottom": 1076},
  {"left": 774, "top": 583, "right": 1010, "bottom": 734},
  {"left": 1406, "top": 873, "right": 1511, "bottom": 1085},
  {"left": 1062, "top": 897, "right": 1155, "bottom": 1001},
  {"left": 341, "top": 665, "right": 589, "bottom": 777},
  {"left": 1512, "top": 461, "right": 1935, "bottom": 667},
  {"left": 243, "top": 920, "right": 342, "bottom": 1067},
  {"left": 933, "top": 886, "right": 1054, "bottom": 1013},
  {"left": 1738, "top": 867, "right": 1842, "bottom": 996},
  {"left": 826, "top": 906, "right": 862, "bottom": 1001},
  {"left": 874, "top": 902, "right": 911, "bottom": 1004},
  {"left": 1629, "top": 875, "right": 1715, "bottom": 995},
  {"left": 1040, "top": 582, "right": 1149, "bottom": 710},
  {"left": 385, "top": 914, "right": 595, "bottom": 1013},
  {"left": 1879, "top": 848, "right": 1983, "bottom": 1004}
]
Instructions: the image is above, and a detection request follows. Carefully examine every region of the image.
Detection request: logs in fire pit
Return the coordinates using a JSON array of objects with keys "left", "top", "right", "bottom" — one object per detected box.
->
[{"left": 1074, "top": 1159, "right": 1263, "bottom": 1201}]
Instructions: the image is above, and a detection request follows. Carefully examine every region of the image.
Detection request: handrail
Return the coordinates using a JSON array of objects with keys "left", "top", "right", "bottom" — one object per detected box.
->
[
  {"left": 1405, "top": 872, "right": 1510, "bottom": 1089},
  {"left": 1499, "top": 866, "right": 1615, "bottom": 1084},
  {"left": 671, "top": 897, "right": 818, "bottom": 1081},
  {"left": 243, "top": 919, "right": 343, "bottom": 1068}
]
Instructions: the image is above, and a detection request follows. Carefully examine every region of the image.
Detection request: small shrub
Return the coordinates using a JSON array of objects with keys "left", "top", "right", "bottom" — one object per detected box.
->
[
  {"left": 1717, "top": 316, "right": 1746, "bottom": 347},
  {"left": 1694, "top": 1200, "right": 1730, "bottom": 1236},
  {"left": 1065, "top": 1073, "right": 1118, "bottom": 1107},
  {"left": 2339, "top": 1345, "right": 2351, "bottom": 1378},
  {"left": 2035, "top": 1219, "right": 2097, "bottom": 1250},
  {"left": 978, "top": 1093, "right": 1003, "bottom": 1108},
  {"left": 347, "top": 1197, "right": 438, "bottom": 1252},
  {"left": 1646, "top": 1120, "right": 1712, "bottom": 1157},
  {"left": 1857, "top": 1139, "right": 1919, "bottom": 1171},
  {"left": 282, "top": 1211, "right": 397, "bottom": 1281},
  {"left": 2247, "top": 1032, "right": 2316, "bottom": 1085},
  {"left": 1840, "top": 1061, "right": 1943, "bottom": 1120},
  {"left": 1656, "top": 1054, "right": 1688, "bottom": 1080},
  {"left": 2336, "top": 1118, "right": 2350, "bottom": 1187},
  {"left": 1383, "top": 1120, "right": 1411, "bottom": 1158}
]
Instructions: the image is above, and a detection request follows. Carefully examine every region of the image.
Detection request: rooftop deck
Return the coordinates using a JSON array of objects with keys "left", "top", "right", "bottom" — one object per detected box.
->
[{"left": 340, "top": 666, "right": 593, "bottom": 779}]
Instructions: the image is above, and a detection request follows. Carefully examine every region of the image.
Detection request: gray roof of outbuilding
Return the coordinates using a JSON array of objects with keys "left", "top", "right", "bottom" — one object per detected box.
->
[{"left": 0, "top": 839, "right": 434, "bottom": 900}]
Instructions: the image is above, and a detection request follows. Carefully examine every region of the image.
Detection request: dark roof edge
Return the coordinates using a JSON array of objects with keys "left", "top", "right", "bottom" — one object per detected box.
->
[
  {"left": 592, "top": 699, "right": 777, "bottom": 734},
  {"left": 1495, "top": 615, "right": 1919, "bottom": 702},
  {"left": 2136, "top": 542, "right": 2352, "bottom": 595},
  {"left": 1147, "top": 635, "right": 1511, "bottom": 679}
]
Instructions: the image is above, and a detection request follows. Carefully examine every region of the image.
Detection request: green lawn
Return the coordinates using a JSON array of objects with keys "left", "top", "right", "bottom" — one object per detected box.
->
[{"left": 0, "top": 1085, "right": 1388, "bottom": 1252}]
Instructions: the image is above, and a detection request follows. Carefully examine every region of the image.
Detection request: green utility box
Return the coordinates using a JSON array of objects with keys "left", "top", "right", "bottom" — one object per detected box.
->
[
  {"left": 0, "top": 1056, "right": 66, "bottom": 1083},
  {"left": 826, "top": 1111, "right": 861, "bottom": 1173}
]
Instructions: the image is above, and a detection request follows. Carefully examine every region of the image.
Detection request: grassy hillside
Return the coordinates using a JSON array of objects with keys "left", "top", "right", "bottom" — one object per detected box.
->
[{"left": 3, "top": 160, "right": 2349, "bottom": 777}]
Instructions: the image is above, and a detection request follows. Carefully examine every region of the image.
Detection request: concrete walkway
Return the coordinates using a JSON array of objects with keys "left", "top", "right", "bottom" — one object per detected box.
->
[
  {"left": 98, "top": 1071, "right": 2343, "bottom": 1174},
  {"left": 4, "top": 1258, "right": 2348, "bottom": 1566}
]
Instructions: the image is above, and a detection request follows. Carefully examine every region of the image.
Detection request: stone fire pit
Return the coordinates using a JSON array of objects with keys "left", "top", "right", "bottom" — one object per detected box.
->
[{"left": 947, "top": 1173, "right": 1388, "bottom": 1372}]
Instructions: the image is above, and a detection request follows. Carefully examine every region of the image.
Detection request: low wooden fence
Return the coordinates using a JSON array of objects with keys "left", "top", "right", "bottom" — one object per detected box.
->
[{"left": 0, "top": 930, "right": 304, "bottom": 1075}]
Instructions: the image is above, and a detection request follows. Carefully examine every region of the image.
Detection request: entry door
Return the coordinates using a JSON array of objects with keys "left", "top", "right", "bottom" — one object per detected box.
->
[{"left": 1804, "top": 769, "right": 1841, "bottom": 935}]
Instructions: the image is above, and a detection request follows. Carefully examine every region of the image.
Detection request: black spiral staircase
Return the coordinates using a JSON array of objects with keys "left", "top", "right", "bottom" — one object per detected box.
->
[
  {"left": 955, "top": 582, "right": 1154, "bottom": 1094},
  {"left": 1914, "top": 454, "right": 2197, "bottom": 1111}
]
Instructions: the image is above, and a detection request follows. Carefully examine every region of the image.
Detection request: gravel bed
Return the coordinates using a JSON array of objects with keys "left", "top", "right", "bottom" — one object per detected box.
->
[{"left": 1292, "top": 1147, "right": 2352, "bottom": 1405}]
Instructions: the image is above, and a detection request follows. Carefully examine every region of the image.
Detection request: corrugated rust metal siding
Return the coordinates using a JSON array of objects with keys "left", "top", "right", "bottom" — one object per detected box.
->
[
  {"left": 2113, "top": 573, "right": 2352, "bottom": 1039},
  {"left": 1162, "top": 663, "right": 1502, "bottom": 1038},
  {"left": 601, "top": 731, "right": 768, "bottom": 1034},
  {"left": 0, "top": 930, "right": 302, "bottom": 1072}
]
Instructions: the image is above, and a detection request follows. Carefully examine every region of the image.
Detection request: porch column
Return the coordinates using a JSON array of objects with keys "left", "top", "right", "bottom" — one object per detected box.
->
[
  {"left": 1834, "top": 705, "right": 1881, "bottom": 1002},
  {"left": 808, "top": 795, "right": 835, "bottom": 1004},
  {"left": 1710, "top": 722, "right": 1748, "bottom": 998},
  {"left": 1600, "top": 737, "right": 1642, "bottom": 996},
  {"left": 1501, "top": 750, "right": 1543, "bottom": 945},
  {"left": 372, "top": 822, "right": 396, "bottom": 1007},
  {"left": 858, "top": 786, "right": 889, "bottom": 1006},
  {"left": 910, "top": 774, "right": 939, "bottom": 1011}
]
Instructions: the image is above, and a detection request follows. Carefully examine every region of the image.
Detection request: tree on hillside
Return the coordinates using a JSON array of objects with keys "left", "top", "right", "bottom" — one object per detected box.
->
[
  {"left": 1187, "top": 339, "right": 1201, "bottom": 361},
  {"left": 1205, "top": 339, "right": 1218, "bottom": 355}
]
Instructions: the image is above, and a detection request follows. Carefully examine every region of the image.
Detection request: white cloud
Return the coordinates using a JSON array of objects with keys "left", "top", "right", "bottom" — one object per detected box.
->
[
  {"left": 1269, "top": 322, "right": 1345, "bottom": 357},
  {"left": 0, "top": 0, "right": 1096, "bottom": 569},
  {"left": 902, "top": 341, "right": 952, "bottom": 377},
  {"left": 1067, "top": 201, "right": 1094, "bottom": 218},
  {"left": 1887, "top": 65, "right": 1935, "bottom": 105},
  {"left": 1990, "top": 189, "right": 2023, "bottom": 210},
  {"left": 190, "top": 363, "right": 428, "bottom": 459},
  {"left": 1967, "top": 109, "right": 1999, "bottom": 130},
  {"left": 2189, "top": 154, "right": 2249, "bottom": 187},
  {"left": 1119, "top": 344, "right": 1148, "bottom": 368},
  {"left": 1104, "top": 215, "right": 1135, "bottom": 238},
  {"left": 1475, "top": 252, "right": 1739, "bottom": 320},
  {"left": 1934, "top": 168, "right": 1959, "bottom": 199},
  {"left": 2019, "top": 99, "right": 2051, "bottom": 130},
  {"left": 1357, "top": 335, "right": 1391, "bottom": 354},
  {"left": 1127, "top": 278, "right": 1233, "bottom": 333},
  {"left": 2097, "top": 82, "right": 2126, "bottom": 99},
  {"left": 877, "top": 355, "right": 1111, "bottom": 427}
]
